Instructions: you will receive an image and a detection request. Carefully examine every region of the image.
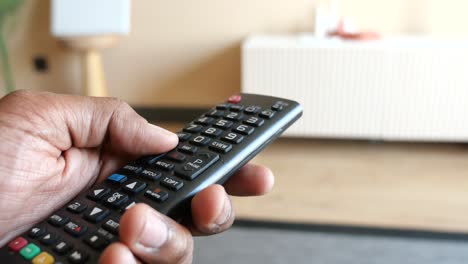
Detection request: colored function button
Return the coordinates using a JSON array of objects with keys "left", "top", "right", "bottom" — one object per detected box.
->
[
  {"left": 32, "top": 251, "right": 55, "bottom": 264},
  {"left": 39, "top": 232, "right": 57, "bottom": 246},
  {"left": 8, "top": 237, "right": 28, "bottom": 252},
  {"left": 84, "top": 206, "right": 110, "bottom": 223},
  {"left": 233, "top": 124, "right": 255, "bottom": 135},
  {"left": 202, "top": 127, "right": 223, "bottom": 137},
  {"left": 104, "top": 191, "right": 129, "bottom": 209},
  {"left": 19, "top": 243, "right": 41, "bottom": 260},
  {"left": 206, "top": 109, "right": 225, "bottom": 117},
  {"left": 195, "top": 116, "right": 214, "bottom": 125},
  {"left": 243, "top": 116, "right": 265, "bottom": 127},
  {"left": 244, "top": 105, "right": 261, "bottom": 114},
  {"left": 67, "top": 201, "right": 88, "bottom": 214},
  {"left": 178, "top": 144, "right": 198, "bottom": 154},
  {"left": 139, "top": 168, "right": 162, "bottom": 181},
  {"left": 167, "top": 151, "right": 187, "bottom": 162},
  {"left": 123, "top": 180, "right": 147, "bottom": 194},
  {"left": 213, "top": 119, "right": 233, "bottom": 129},
  {"left": 160, "top": 176, "right": 184, "bottom": 191},
  {"left": 87, "top": 187, "right": 111, "bottom": 201},
  {"left": 227, "top": 94, "right": 242, "bottom": 104},
  {"left": 183, "top": 124, "right": 203, "bottom": 133},
  {"left": 190, "top": 135, "right": 211, "bottom": 146},
  {"left": 53, "top": 240, "right": 72, "bottom": 255},
  {"left": 175, "top": 152, "right": 220, "bottom": 180},
  {"left": 48, "top": 214, "right": 69, "bottom": 227},
  {"left": 107, "top": 173, "right": 127, "bottom": 184},
  {"left": 155, "top": 160, "right": 175, "bottom": 171},
  {"left": 176, "top": 131, "right": 192, "bottom": 142},
  {"left": 68, "top": 250, "right": 88, "bottom": 264},
  {"left": 28, "top": 226, "right": 46, "bottom": 238},
  {"left": 260, "top": 109, "right": 275, "bottom": 119},
  {"left": 222, "top": 132, "right": 244, "bottom": 144},
  {"left": 64, "top": 221, "right": 88, "bottom": 237},
  {"left": 224, "top": 111, "right": 244, "bottom": 121},
  {"left": 209, "top": 140, "right": 233, "bottom": 154},
  {"left": 145, "top": 188, "right": 169, "bottom": 203},
  {"left": 103, "top": 219, "right": 120, "bottom": 234}
]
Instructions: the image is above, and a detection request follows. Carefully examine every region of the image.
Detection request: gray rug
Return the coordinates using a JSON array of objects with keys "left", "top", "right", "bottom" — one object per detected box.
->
[{"left": 194, "top": 226, "right": 468, "bottom": 264}]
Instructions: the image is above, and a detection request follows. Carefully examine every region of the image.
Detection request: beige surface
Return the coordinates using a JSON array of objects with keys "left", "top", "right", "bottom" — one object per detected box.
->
[
  {"left": 161, "top": 123, "right": 468, "bottom": 232},
  {"left": 231, "top": 139, "right": 468, "bottom": 233},
  {"left": 4, "top": 0, "right": 468, "bottom": 104}
]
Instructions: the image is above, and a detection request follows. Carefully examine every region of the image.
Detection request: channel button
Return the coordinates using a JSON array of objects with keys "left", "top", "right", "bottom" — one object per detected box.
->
[{"left": 174, "top": 152, "right": 220, "bottom": 180}]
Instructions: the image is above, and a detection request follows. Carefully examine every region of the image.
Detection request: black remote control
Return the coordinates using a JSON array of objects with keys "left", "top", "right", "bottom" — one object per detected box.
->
[{"left": 0, "top": 93, "right": 302, "bottom": 263}]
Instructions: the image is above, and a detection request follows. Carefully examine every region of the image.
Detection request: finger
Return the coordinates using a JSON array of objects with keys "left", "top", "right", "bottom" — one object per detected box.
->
[
  {"left": 223, "top": 163, "right": 275, "bottom": 196},
  {"left": 120, "top": 204, "right": 193, "bottom": 264},
  {"left": 100, "top": 242, "right": 140, "bottom": 264},
  {"left": 189, "top": 184, "right": 235, "bottom": 236}
]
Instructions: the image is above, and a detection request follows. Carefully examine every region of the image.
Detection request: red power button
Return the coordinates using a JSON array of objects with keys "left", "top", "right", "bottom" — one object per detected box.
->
[{"left": 227, "top": 94, "right": 242, "bottom": 104}]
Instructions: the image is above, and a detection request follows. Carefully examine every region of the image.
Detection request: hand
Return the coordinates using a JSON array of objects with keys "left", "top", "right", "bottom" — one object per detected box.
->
[{"left": 0, "top": 90, "right": 274, "bottom": 263}]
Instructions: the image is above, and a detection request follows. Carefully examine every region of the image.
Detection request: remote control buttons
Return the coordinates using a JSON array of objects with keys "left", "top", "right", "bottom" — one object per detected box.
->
[
  {"left": 202, "top": 127, "right": 223, "bottom": 137},
  {"left": 222, "top": 132, "right": 244, "bottom": 144},
  {"left": 32, "top": 251, "right": 55, "bottom": 264},
  {"left": 167, "top": 151, "right": 187, "bottom": 163},
  {"left": 103, "top": 219, "right": 120, "bottom": 234},
  {"left": 48, "top": 214, "right": 69, "bottom": 227},
  {"left": 216, "top": 103, "right": 230, "bottom": 110},
  {"left": 123, "top": 180, "right": 147, "bottom": 194},
  {"left": 107, "top": 173, "right": 127, "bottom": 184},
  {"left": 53, "top": 240, "right": 72, "bottom": 255},
  {"left": 175, "top": 152, "right": 220, "bottom": 180},
  {"left": 155, "top": 160, "right": 175, "bottom": 171},
  {"left": 20, "top": 243, "right": 41, "bottom": 260},
  {"left": 84, "top": 206, "right": 110, "bottom": 223},
  {"left": 84, "top": 231, "right": 110, "bottom": 250},
  {"left": 260, "top": 109, "right": 275, "bottom": 119},
  {"left": 209, "top": 141, "right": 232, "bottom": 154},
  {"left": 120, "top": 164, "right": 142, "bottom": 175},
  {"left": 244, "top": 116, "right": 264, "bottom": 127},
  {"left": 206, "top": 109, "right": 224, "bottom": 117},
  {"left": 230, "top": 104, "right": 244, "bottom": 112},
  {"left": 227, "top": 94, "right": 242, "bottom": 104},
  {"left": 139, "top": 168, "right": 162, "bottom": 181},
  {"left": 8, "top": 237, "right": 28, "bottom": 252},
  {"left": 104, "top": 191, "right": 129, "bottom": 209},
  {"left": 145, "top": 188, "right": 169, "bottom": 203},
  {"left": 67, "top": 201, "right": 88, "bottom": 214},
  {"left": 224, "top": 111, "right": 244, "bottom": 121},
  {"left": 161, "top": 176, "right": 184, "bottom": 191},
  {"left": 195, "top": 116, "right": 214, "bottom": 125},
  {"left": 190, "top": 135, "right": 211, "bottom": 146},
  {"left": 244, "top": 105, "right": 261, "bottom": 114},
  {"left": 64, "top": 221, "right": 88, "bottom": 237},
  {"left": 68, "top": 249, "right": 88, "bottom": 264},
  {"left": 178, "top": 144, "right": 198, "bottom": 154},
  {"left": 39, "top": 232, "right": 57, "bottom": 246},
  {"left": 233, "top": 124, "right": 254, "bottom": 135},
  {"left": 28, "top": 226, "right": 46, "bottom": 238},
  {"left": 272, "top": 101, "right": 288, "bottom": 111},
  {"left": 183, "top": 124, "right": 203, "bottom": 133},
  {"left": 213, "top": 119, "right": 233, "bottom": 129},
  {"left": 87, "top": 187, "right": 111, "bottom": 201},
  {"left": 176, "top": 131, "right": 192, "bottom": 142}
]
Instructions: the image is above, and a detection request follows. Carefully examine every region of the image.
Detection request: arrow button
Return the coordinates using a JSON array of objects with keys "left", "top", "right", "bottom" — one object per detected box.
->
[
  {"left": 87, "top": 186, "right": 110, "bottom": 201},
  {"left": 123, "top": 180, "right": 147, "bottom": 194},
  {"left": 84, "top": 206, "right": 110, "bottom": 223}
]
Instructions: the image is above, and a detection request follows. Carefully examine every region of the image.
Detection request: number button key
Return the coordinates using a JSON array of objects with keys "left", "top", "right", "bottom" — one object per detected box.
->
[
  {"left": 213, "top": 119, "right": 233, "bottom": 129},
  {"left": 190, "top": 135, "right": 211, "bottom": 146},
  {"left": 206, "top": 109, "right": 224, "bottom": 117},
  {"left": 195, "top": 116, "right": 214, "bottom": 125},
  {"left": 202, "top": 127, "right": 223, "bottom": 137},
  {"left": 244, "top": 105, "right": 261, "bottom": 114},
  {"left": 224, "top": 111, "right": 243, "bottom": 121},
  {"left": 222, "top": 132, "right": 244, "bottom": 144},
  {"left": 183, "top": 124, "right": 203, "bottom": 133},
  {"left": 260, "top": 109, "right": 275, "bottom": 119},
  {"left": 233, "top": 124, "right": 254, "bottom": 135},
  {"left": 244, "top": 116, "right": 264, "bottom": 127}
]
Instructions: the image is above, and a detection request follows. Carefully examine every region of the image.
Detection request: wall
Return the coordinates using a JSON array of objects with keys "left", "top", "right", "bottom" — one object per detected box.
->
[{"left": 2, "top": 0, "right": 468, "bottom": 106}]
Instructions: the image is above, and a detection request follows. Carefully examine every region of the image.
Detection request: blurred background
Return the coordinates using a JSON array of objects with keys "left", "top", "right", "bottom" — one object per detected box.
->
[{"left": 2, "top": 0, "right": 468, "bottom": 263}]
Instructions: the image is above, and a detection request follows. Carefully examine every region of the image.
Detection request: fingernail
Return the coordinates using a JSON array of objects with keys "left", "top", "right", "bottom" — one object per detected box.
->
[
  {"left": 137, "top": 210, "right": 168, "bottom": 250},
  {"left": 213, "top": 195, "right": 232, "bottom": 229}
]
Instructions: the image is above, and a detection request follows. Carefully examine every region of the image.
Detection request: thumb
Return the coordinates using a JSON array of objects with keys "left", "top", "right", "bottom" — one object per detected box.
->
[{"left": 119, "top": 204, "right": 194, "bottom": 264}]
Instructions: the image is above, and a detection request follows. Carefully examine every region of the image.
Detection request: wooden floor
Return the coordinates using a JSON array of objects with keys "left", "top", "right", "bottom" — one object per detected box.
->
[{"left": 160, "top": 122, "right": 468, "bottom": 233}]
